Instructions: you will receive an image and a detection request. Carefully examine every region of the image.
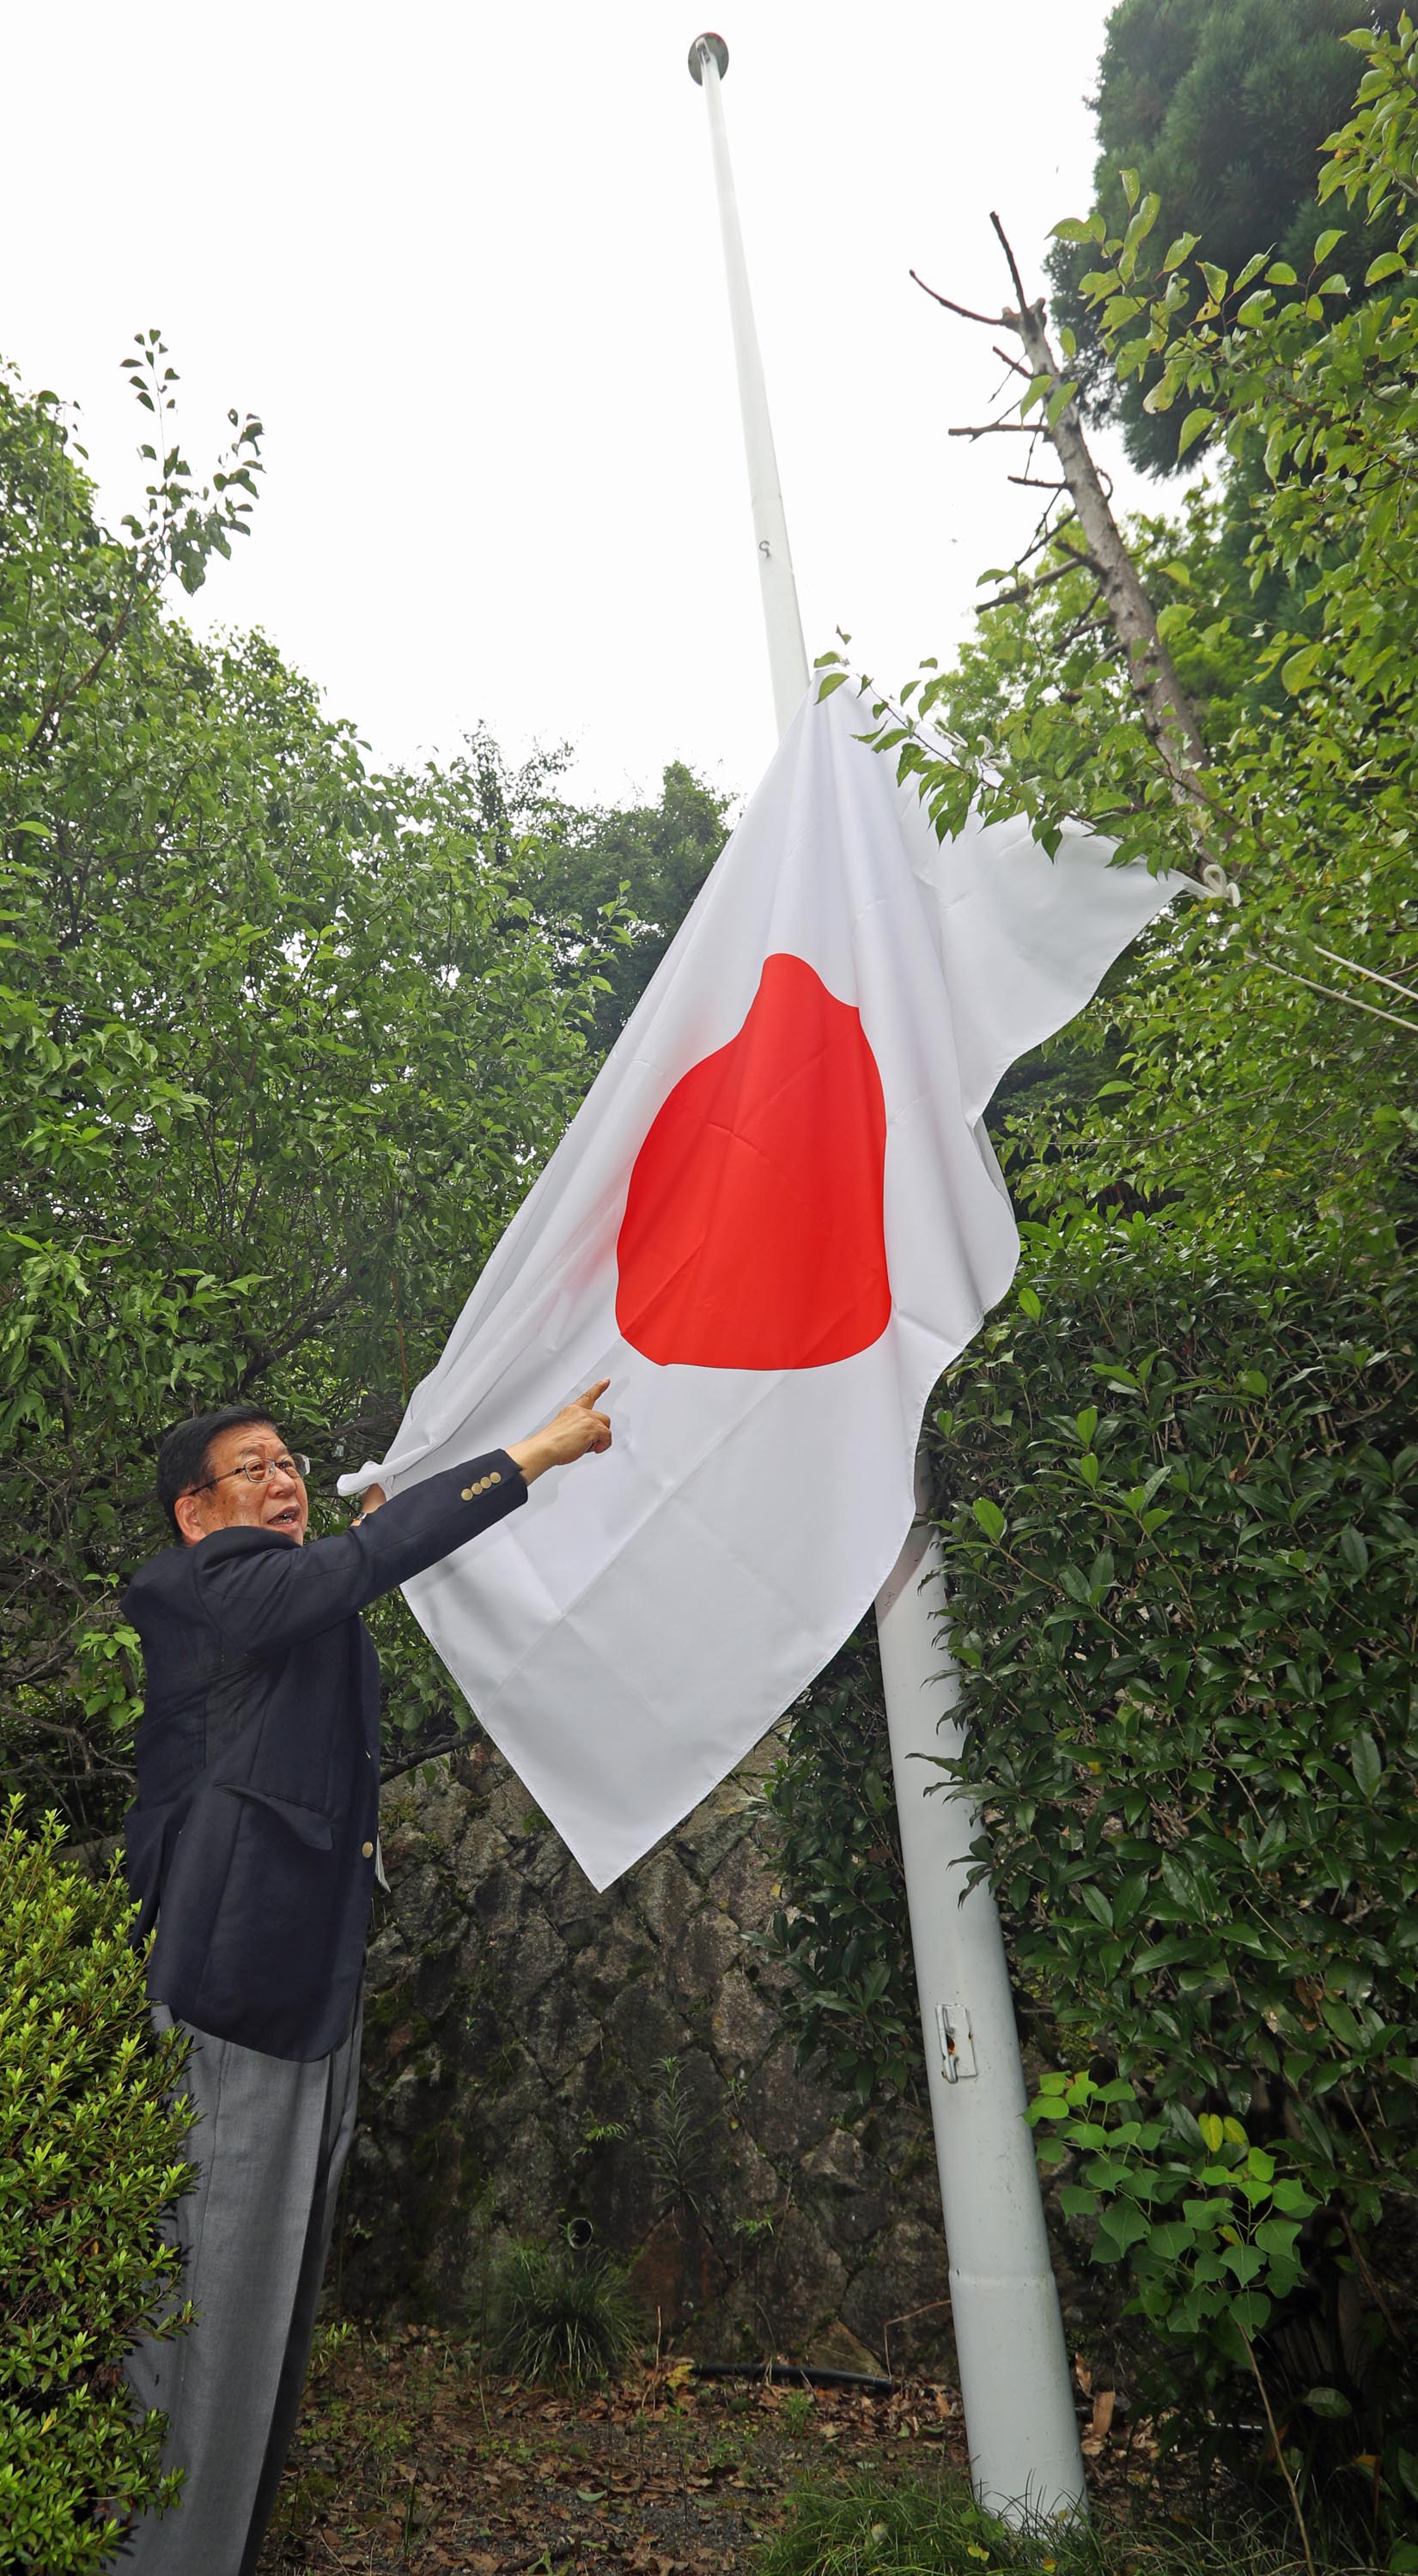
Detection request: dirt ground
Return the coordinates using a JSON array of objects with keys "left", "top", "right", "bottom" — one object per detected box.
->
[{"left": 257, "top": 2330, "right": 1154, "bottom": 2575}]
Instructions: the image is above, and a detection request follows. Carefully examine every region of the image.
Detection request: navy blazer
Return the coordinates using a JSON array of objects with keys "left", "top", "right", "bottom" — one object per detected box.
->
[{"left": 120, "top": 1453, "right": 525, "bottom": 2060}]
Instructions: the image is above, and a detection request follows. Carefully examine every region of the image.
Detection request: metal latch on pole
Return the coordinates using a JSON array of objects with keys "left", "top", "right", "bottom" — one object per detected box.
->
[{"left": 934, "top": 2001, "right": 977, "bottom": 2082}]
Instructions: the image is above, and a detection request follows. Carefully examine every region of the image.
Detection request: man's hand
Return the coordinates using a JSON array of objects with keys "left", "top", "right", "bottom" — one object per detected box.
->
[
  {"left": 350, "top": 1482, "right": 387, "bottom": 1526},
  {"left": 507, "top": 1381, "right": 612, "bottom": 1485}
]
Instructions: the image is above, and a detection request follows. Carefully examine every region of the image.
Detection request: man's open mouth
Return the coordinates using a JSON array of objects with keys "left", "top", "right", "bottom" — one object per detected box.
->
[{"left": 269, "top": 1505, "right": 302, "bottom": 1530}]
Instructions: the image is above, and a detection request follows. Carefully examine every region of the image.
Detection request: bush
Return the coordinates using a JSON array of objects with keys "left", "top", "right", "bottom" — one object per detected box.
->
[
  {"left": 486, "top": 2238, "right": 642, "bottom": 2389},
  {"left": 935, "top": 1223, "right": 1418, "bottom": 2537},
  {"left": 0, "top": 1799, "right": 193, "bottom": 2571}
]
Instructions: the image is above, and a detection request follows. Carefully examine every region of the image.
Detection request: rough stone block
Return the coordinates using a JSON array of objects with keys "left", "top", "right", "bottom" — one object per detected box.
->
[
  {"left": 453, "top": 1812, "right": 513, "bottom": 1890},
  {"left": 754, "top": 2207, "right": 849, "bottom": 2346},
  {"left": 705, "top": 1832, "right": 782, "bottom": 1929},
  {"left": 708, "top": 1969, "right": 781, "bottom": 2077},
  {"left": 744, "top": 2042, "right": 850, "bottom": 2164},
  {"left": 603, "top": 1981, "right": 691, "bottom": 2083},
  {"left": 667, "top": 1905, "right": 742, "bottom": 2009},
  {"left": 839, "top": 2213, "right": 951, "bottom": 2369},
  {"left": 569, "top": 1920, "right": 656, "bottom": 2011},
  {"left": 796, "top": 2126, "right": 892, "bottom": 2246},
  {"left": 491, "top": 2117, "right": 564, "bottom": 2234},
  {"left": 714, "top": 2128, "right": 782, "bottom": 2217},
  {"left": 524, "top": 1974, "right": 599, "bottom": 2081},
  {"left": 625, "top": 1844, "right": 702, "bottom": 1948},
  {"left": 386, "top": 1858, "right": 460, "bottom": 1953}
]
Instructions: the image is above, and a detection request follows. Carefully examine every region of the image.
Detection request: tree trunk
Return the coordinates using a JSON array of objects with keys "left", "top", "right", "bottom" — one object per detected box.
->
[{"left": 1007, "top": 290, "right": 1211, "bottom": 807}]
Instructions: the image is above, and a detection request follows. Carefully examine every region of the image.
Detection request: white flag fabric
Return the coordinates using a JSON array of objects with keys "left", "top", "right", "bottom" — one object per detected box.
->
[{"left": 341, "top": 681, "right": 1179, "bottom": 1888}]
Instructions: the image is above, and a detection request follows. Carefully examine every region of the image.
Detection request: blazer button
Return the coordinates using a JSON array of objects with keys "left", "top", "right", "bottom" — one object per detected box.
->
[
  {"left": 490, "top": 1470, "right": 502, "bottom": 1485},
  {"left": 362, "top": 1840, "right": 374, "bottom": 1859},
  {"left": 460, "top": 1486, "right": 475, "bottom": 1501}
]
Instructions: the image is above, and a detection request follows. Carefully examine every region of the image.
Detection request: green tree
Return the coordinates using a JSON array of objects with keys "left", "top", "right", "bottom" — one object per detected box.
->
[
  {"left": 0, "top": 348, "right": 612, "bottom": 1829},
  {"left": 500, "top": 753, "right": 732, "bottom": 1053},
  {"left": 1049, "top": 0, "right": 1407, "bottom": 471}
]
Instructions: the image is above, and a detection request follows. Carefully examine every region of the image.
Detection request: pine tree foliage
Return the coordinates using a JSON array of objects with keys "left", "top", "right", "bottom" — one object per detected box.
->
[{"left": 1049, "top": 0, "right": 1408, "bottom": 471}]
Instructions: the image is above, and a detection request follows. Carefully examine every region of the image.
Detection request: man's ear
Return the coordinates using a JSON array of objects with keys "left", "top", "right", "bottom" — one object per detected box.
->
[{"left": 173, "top": 1492, "right": 207, "bottom": 1546}]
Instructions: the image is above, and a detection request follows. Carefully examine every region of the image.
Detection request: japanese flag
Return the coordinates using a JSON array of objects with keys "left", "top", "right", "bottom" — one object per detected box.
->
[{"left": 342, "top": 681, "right": 1178, "bottom": 1887}]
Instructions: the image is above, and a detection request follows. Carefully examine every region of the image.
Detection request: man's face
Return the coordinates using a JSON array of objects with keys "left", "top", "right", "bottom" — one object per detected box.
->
[{"left": 174, "top": 1424, "right": 309, "bottom": 1547}]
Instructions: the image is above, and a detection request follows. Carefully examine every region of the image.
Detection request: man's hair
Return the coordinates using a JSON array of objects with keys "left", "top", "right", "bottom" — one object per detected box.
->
[{"left": 155, "top": 1405, "right": 282, "bottom": 1536}]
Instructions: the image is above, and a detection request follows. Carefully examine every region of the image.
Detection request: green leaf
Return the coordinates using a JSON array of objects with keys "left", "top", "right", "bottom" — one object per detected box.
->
[
  {"left": 1313, "top": 227, "right": 1344, "bottom": 264},
  {"left": 1336, "top": 1524, "right": 1370, "bottom": 1576},
  {"left": 971, "top": 1497, "right": 1006, "bottom": 1543},
  {"left": 1349, "top": 1729, "right": 1382, "bottom": 1800},
  {"left": 1178, "top": 408, "right": 1215, "bottom": 459},
  {"left": 1094, "top": 2202, "right": 1150, "bottom": 2255},
  {"left": 1300, "top": 2386, "right": 1352, "bottom": 2420},
  {"left": 1281, "top": 641, "right": 1324, "bottom": 693},
  {"left": 1364, "top": 251, "right": 1408, "bottom": 285}
]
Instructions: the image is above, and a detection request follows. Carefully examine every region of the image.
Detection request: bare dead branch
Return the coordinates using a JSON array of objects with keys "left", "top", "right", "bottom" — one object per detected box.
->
[
  {"left": 992, "top": 344, "right": 1032, "bottom": 381},
  {"left": 989, "top": 211, "right": 1032, "bottom": 319},
  {"left": 948, "top": 422, "right": 1046, "bottom": 440},
  {"left": 1245, "top": 951, "right": 1418, "bottom": 1035},
  {"left": 1311, "top": 944, "right": 1418, "bottom": 1006},
  {"left": 909, "top": 269, "right": 1009, "bottom": 331},
  {"left": 980, "top": 554, "right": 1100, "bottom": 613},
  {"left": 1009, "top": 473, "right": 1070, "bottom": 489}
]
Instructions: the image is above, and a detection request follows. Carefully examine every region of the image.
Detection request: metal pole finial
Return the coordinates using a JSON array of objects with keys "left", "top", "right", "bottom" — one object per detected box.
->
[{"left": 688, "top": 31, "right": 728, "bottom": 82}]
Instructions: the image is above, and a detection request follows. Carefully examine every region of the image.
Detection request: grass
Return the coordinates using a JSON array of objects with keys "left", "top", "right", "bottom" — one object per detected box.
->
[
  {"left": 750, "top": 2468, "right": 1389, "bottom": 2576},
  {"left": 486, "top": 2239, "right": 642, "bottom": 2390}
]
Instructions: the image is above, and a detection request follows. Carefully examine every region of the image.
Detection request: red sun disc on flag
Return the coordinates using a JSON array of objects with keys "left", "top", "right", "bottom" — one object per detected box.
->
[{"left": 615, "top": 952, "right": 892, "bottom": 1370}]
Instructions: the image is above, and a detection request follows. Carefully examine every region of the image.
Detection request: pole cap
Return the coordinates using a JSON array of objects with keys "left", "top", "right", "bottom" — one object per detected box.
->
[{"left": 688, "top": 31, "right": 728, "bottom": 82}]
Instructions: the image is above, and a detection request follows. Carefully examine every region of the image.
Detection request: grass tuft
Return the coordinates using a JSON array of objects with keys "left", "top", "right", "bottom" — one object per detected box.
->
[
  {"left": 751, "top": 2469, "right": 1384, "bottom": 2576},
  {"left": 486, "top": 2239, "right": 642, "bottom": 2391}
]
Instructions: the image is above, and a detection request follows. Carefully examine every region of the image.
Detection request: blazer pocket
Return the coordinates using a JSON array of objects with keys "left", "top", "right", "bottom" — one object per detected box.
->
[{"left": 218, "top": 1783, "right": 334, "bottom": 1850}]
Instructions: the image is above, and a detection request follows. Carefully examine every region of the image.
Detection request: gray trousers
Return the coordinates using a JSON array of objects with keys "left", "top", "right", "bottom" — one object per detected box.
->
[{"left": 119, "top": 1994, "right": 362, "bottom": 2576}]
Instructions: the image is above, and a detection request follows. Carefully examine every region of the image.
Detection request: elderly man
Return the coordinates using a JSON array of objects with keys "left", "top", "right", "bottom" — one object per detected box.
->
[{"left": 119, "top": 1384, "right": 611, "bottom": 2574}]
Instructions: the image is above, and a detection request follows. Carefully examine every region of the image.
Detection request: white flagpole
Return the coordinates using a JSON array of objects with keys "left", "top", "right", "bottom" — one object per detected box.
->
[
  {"left": 687, "top": 32, "right": 1086, "bottom": 2526},
  {"left": 689, "top": 32, "right": 808, "bottom": 737}
]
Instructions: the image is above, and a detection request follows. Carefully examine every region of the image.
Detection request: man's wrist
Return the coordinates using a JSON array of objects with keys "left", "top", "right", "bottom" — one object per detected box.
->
[{"left": 504, "top": 1434, "right": 551, "bottom": 1484}]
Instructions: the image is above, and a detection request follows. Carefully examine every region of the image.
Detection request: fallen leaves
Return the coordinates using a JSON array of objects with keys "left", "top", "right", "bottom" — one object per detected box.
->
[{"left": 259, "top": 2334, "right": 970, "bottom": 2574}]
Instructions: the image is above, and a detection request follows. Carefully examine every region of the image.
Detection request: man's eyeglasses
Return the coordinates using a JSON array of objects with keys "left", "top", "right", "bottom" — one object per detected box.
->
[{"left": 188, "top": 1453, "right": 310, "bottom": 1496}]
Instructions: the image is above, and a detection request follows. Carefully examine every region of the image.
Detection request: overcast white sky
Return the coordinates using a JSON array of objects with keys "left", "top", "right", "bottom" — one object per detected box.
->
[{"left": 3, "top": 2, "right": 1153, "bottom": 811}]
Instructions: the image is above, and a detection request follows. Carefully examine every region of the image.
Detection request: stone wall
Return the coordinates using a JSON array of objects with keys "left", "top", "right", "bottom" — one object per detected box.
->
[{"left": 338, "top": 1731, "right": 959, "bottom": 2376}]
